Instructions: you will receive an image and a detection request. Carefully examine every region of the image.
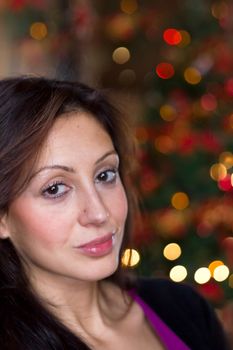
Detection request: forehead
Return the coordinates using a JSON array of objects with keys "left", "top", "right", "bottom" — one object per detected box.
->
[{"left": 35, "top": 112, "right": 114, "bottom": 167}]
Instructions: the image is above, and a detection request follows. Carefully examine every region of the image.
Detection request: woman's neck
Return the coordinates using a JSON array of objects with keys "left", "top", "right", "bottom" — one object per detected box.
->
[{"left": 29, "top": 270, "right": 129, "bottom": 340}]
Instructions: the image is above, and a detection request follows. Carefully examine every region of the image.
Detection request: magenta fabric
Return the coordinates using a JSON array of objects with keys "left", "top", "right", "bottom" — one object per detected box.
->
[{"left": 129, "top": 290, "right": 191, "bottom": 350}]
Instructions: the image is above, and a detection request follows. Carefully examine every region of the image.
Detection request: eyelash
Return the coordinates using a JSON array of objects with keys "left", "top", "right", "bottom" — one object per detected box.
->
[
  {"left": 41, "top": 168, "right": 118, "bottom": 200},
  {"left": 41, "top": 181, "right": 70, "bottom": 199},
  {"left": 95, "top": 168, "right": 118, "bottom": 184}
]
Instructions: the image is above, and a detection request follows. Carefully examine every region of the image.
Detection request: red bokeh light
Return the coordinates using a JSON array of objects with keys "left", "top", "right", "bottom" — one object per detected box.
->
[
  {"left": 200, "top": 93, "right": 217, "bottom": 111},
  {"left": 218, "top": 174, "right": 232, "bottom": 191},
  {"left": 156, "top": 62, "right": 175, "bottom": 79},
  {"left": 163, "top": 28, "right": 182, "bottom": 46},
  {"left": 224, "top": 78, "right": 233, "bottom": 96},
  {"left": 10, "top": 0, "right": 26, "bottom": 11}
]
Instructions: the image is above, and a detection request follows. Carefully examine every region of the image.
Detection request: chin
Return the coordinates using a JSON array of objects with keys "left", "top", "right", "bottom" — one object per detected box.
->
[{"left": 84, "top": 256, "right": 120, "bottom": 282}]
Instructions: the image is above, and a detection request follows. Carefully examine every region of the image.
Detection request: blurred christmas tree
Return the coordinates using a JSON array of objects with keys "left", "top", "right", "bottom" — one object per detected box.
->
[{"left": 116, "top": 0, "right": 233, "bottom": 306}]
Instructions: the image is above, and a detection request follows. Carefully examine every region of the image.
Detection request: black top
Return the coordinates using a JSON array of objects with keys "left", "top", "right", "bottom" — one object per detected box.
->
[
  {"left": 136, "top": 278, "right": 230, "bottom": 350},
  {"left": 0, "top": 277, "right": 230, "bottom": 349}
]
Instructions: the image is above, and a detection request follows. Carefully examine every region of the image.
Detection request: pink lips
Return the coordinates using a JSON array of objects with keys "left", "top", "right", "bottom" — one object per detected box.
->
[{"left": 76, "top": 233, "right": 115, "bottom": 257}]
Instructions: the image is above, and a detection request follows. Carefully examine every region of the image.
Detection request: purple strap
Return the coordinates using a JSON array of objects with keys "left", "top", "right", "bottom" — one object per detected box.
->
[{"left": 129, "top": 290, "right": 190, "bottom": 350}]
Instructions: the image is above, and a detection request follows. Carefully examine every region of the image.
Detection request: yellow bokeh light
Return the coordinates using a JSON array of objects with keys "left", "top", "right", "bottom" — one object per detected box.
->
[
  {"left": 194, "top": 267, "right": 211, "bottom": 284},
  {"left": 120, "top": 0, "right": 138, "bottom": 14},
  {"left": 112, "top": 47, "right": 130, "bottom": 64},
  {"left": 219, "top": 151, "right": 233, "bottom": 169},
  {"left": 105, "top": 14, "right": 134, "bottom": 41},
  {"left": 163, "top": 243, "right": 182, "bottom": 261},
  {"left": 208, "top": 260, "right": 224, "bottom": 276},
  {"left": 169, "top": 265, "right": 187, "bottom": 282},
  {"left": 228, "top": 274, "right": 233, "bottom": 288},
  {"left": 121, "top": 248, "right": 140, "bottom": 267},
  {"left": 210, "top": 163, "right": 227, "bottom": 181},
  {"left": 171, "top": 192, "right": 189, "bottom": 210},
  {"left": 213, "top": 265, "right": 230, "bottom": 282},
  {"left": 184, "top": 67, "right": 202, "bottom": 85},
  {"left": 160, "top": 104, "right": 177, "bottom": 121},
  {"left": 177, "top": 30, "right": 191, "bottom": 47},
  {"left": 30, "top": 22, "right": 48, "bottom": 41}
]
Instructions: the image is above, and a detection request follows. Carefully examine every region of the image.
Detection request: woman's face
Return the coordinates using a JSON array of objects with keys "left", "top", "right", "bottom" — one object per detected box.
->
[{"left": 1, "top": 112, "right": 128, "bottom": 286}]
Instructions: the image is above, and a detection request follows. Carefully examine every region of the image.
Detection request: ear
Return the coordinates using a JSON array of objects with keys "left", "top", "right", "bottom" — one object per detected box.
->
[{"left": 0, "top": 212, "right": 11, "bottom": 239}]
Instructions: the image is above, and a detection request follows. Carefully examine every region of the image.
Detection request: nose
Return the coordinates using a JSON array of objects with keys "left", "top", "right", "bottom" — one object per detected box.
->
[{"left": 78, "top": 187, "right": 109, "bottom": 227}]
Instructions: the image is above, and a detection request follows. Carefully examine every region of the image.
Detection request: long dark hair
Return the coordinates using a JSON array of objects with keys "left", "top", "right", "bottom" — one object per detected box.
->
[{"left": 0, "top": 77, "right": 138, "bottom": 349}]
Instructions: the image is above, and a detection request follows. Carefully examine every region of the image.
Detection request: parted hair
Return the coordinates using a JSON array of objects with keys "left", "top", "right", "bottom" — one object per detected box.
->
[{"left": 0, "top": 76, "right": 137, "bottom": 349}]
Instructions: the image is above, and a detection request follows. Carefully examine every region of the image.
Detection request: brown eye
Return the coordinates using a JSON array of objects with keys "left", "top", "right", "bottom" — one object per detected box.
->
[
  {"left": 42, "top": 182, "right": 70, "bottom": 199},
  {"left": 47, "top": 184, "right": 59, "bottom": 195},
  {"left": 96, "top": 169, "right": 117, "bottom": 184}
]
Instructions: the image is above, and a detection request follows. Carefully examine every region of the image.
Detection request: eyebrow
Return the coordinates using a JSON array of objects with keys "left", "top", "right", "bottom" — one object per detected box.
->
[
  {"left": 30, "top": 150, "right": 118, "bottom": 180},
  {"left": 95, "top": 150, "right": 118, "bottom": 165}
]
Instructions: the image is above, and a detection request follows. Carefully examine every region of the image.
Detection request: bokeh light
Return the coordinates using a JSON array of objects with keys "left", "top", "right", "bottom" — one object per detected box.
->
[
  {"left": 169, "top": 265, "right": 187, "bottom": 282},
  {"left": 194, "top": 267, "right": 211, "bottom": 284},
  {"left": 210, "top": 163, "right": 227, "bottom": 181},
  {"left": 218, "top": 174, "right": 232, "bottom": 191},
  {"left": 112, "top": 47, "right": 130, "bottom": 64},
  {"left": 213, "top": 265, "right": 230, "bottom": 282},
  {"left": 219, "top": 151, "right": 233, "bottom": 169},
  {"left": 119, "top": 69, "right": 136, "bottom": 85},
  {"left": 211, "top": 2, "right": 228, "bottom": 19},
  {"left": 163, "top": 28, "right": 182, "bottom": 46},
  {"left": 224, "top": 78, "right": 233, "bottom": 97},
  {"left": 171, "top": 192, "right": 189, "bottom": 210},
  {"left": 30, "top": 22, "right": 48, "bottom": 40},
  {"left": 121, "top": 248, "right": 140, "bottom": 267},
  {"left": 201, "top": 93, "right": 217, "bottom": 112},
  {"left": 163, "top": 243, "right": 182, "bottom": 260},
  {"left": 105, "top": 14, "right": 134, "bottom": 41},
  {"left": 177, "top": 30, "right": 191, "bottom": 47},
  {"left": 154, "top": 209, "right": 186, "bottom": 237},
  {"left": 140, "top": 171, "right": 158, "bottom": 193},
  {"left": 184, "top": 67, "right": 202, "bottom": 85},
  {"left": 154, "top": 135, "right": 175, "bottom": 154},
  {"left": 160, "top": 104, "right": 177, "bottom": 121},
  {"left": 156, "top": 62, "right": 175, "bottom": 79},
  {"left": 208, "top": 260, "right": 224, "bottom": 276},
  {"left": 120, "top": 0, "right": 138, "bottom": 14},
  {"left": 229, "top": 274, "right": 233, "bottom": 288}
]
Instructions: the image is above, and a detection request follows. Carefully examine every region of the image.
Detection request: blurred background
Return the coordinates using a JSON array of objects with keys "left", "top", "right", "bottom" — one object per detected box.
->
[{"left": 1, "top": 0, "right": 233, "bottom": 340}]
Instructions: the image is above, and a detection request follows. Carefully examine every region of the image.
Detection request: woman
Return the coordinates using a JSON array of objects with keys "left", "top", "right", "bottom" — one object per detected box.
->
[{"left": 0, "top": 76, "right": 229, "bottom": 349}]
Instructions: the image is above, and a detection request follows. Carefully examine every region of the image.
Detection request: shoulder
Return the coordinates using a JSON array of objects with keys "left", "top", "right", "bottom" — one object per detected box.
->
[
  {"left": 137, "top": 276, "right": 195, "bottom": 301},
  {"left": 136, "top": 277, "right": 210, "bottom": 329},
  {"left": 137, "top": 277, "right": 206, "bottom": 315},
  {"left": 136, "top": 277, "right": 229, "bottom": 350}
]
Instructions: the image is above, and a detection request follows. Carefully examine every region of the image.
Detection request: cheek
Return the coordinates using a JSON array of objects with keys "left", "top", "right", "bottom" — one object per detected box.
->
[
  {"left": 8, "top": 201, "right": 71, "bottom": 247},
  {"left": 109, "top": 186, "right": 128, "bottom": 223}
]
